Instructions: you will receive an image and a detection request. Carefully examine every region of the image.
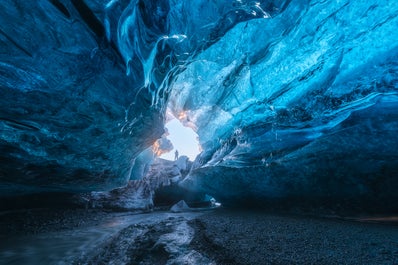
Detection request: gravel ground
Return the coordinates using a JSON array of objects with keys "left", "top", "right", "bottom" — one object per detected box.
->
[
  {"left": 0, "top": 208, "right": 111, "bottom": 235},
  {"left": 189, "top": 209, "right": 398, "bottom": 265},
  {"left": 1, "top": 208, "right": 398, "bottom": 264}
]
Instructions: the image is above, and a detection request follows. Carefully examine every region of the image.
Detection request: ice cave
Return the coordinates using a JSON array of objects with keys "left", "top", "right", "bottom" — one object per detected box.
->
[{"left": 0, "top": 0, "right": 398, "bottom": 264}]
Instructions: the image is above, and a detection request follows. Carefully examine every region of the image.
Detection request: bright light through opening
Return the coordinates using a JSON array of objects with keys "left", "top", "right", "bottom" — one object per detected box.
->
[{"left": 160, "top": 117, "right": 201, "bottom": 161}]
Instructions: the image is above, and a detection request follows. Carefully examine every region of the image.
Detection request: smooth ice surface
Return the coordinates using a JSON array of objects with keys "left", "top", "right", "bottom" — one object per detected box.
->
[
  {"left": 174, "top": 0, "right": 398, "bottom": 207},
  {"left": 1, "top": 0, "right": 397, "bottom": 209},
  {"left": 0, "top": 0, "right": 164, "bottom": 194}
]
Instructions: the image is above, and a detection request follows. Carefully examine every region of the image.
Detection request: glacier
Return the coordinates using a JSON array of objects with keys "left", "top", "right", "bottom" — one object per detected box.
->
[
  {"left": 0, "top": 0, "right": 167, "bottom": 194},
  {"left": 0, "top": 0, "right": 397, "bottom": 211}
]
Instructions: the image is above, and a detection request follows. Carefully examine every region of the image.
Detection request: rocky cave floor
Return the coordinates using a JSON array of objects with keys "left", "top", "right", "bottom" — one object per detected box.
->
[{"left": 1, "top": 208, "right": 398, "bottom": 265}]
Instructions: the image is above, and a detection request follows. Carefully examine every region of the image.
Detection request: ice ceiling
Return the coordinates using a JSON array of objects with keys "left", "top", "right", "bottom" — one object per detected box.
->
[{"left": 0, "top": 0, "right": 397, "bottom": 207}]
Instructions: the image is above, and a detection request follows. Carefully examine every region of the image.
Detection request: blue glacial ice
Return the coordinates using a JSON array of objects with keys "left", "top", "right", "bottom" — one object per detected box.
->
[
  {"left": 174, "top": 0, "right": 398, "bottom": 206},
  {"left": 0, "top": 0, "right": 165, "bottom": 194},
  {"left": 0, "top": 0, "right": 397, "bottom": 210}
]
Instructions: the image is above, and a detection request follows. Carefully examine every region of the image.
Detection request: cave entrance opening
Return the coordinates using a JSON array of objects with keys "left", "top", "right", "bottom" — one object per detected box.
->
[{"left": 159, "top": 113, "right": 201, "bottom": 161}]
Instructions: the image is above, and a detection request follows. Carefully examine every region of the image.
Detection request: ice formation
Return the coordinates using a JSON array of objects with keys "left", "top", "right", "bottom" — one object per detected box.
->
[{"left": 1, "top": 0, "right": 397, "bottom": 210}]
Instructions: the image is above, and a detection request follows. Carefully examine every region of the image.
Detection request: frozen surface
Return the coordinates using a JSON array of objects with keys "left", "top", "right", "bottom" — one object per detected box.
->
[
  {"left": 1, "top": 0, "right": 397, "bottom": 208},
  {"left": 0, "top": 211, "right": 203, "bottom": 265}
]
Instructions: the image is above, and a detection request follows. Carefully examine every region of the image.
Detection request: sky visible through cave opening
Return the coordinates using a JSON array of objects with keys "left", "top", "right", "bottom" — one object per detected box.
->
[{"left": 160, "top": 117, "right": 201, "bottom": 161}]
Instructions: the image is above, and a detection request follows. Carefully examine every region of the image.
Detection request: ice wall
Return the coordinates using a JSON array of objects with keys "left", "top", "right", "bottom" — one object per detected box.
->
[
  {"left": 174, "top": 0, "right": 398, "bottom": 208},
  {"left": 0, "top": 0, "right": 164, "bottom": 194},
  {"left": 1, "top": 0, "right": 397, "bottom": 210},
  {"left": 0, "top": 0, "right": 289, "bottom": 195}
]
